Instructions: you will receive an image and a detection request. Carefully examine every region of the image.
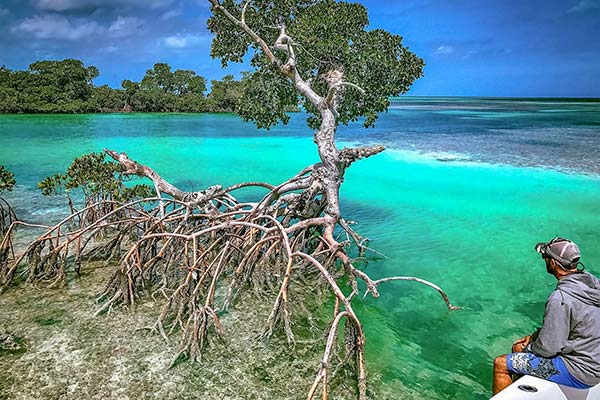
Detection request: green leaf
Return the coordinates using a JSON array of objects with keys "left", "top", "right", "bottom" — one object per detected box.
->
[{"left": 0, "top": 166, "right": 16, "bottom": 193}]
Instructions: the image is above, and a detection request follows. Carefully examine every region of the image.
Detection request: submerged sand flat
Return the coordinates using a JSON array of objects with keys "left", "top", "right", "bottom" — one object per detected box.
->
[{"left": 0, "top": 263, "right": 346, "bottom": 400}]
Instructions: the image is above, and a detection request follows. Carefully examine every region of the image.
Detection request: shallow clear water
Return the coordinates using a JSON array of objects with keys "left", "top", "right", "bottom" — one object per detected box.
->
[{"left": 1, "top": 98, "right": 600, "bottom": 399}]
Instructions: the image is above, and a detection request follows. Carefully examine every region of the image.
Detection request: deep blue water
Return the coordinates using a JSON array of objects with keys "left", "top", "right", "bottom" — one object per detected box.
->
[{"left": 345, "top": 97, "right": 600, "bottom": 174}]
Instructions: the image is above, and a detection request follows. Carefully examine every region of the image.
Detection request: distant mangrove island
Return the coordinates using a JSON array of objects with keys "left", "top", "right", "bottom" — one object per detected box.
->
[{"left": 0, "top": 59, "right": 246, "bottom": 114}]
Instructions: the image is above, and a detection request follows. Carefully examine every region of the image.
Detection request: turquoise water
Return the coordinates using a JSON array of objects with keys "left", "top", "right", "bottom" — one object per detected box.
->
[{"left": 1, "top": 98, "right": 600, "bottom": 399}]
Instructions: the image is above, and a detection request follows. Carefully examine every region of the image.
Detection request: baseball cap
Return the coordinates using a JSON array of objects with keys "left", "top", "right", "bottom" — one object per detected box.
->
[{"left": 535, "top": 237, "right": 581, "bottom": 270}]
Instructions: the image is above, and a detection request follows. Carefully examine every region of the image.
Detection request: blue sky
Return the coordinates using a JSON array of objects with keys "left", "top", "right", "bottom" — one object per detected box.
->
[{"left": 0, "top": 0, "right": 599, "bottom": 97}]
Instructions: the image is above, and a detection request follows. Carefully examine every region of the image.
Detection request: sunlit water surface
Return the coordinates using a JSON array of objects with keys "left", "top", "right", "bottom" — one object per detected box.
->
[{"left": 1, "top": 97, "right": 600, "bottom": 399}]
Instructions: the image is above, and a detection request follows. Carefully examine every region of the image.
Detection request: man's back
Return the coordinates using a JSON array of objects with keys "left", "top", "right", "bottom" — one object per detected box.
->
[{"left": 531, "top": 271, "right": 600, "bottom": 387}]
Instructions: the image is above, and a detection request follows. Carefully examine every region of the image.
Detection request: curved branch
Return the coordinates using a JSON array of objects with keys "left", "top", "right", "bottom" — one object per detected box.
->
[
  {"left": 325, "top": 81, "right": 366, "bottom": 107},
  {"left": 339, "top": 145, "right": 385, "bottom": 168},
  {"left": 105, "top": 149, "right": 188, "bottom": 199},
  {"left": 223, "top": 181, "right": 275, "bottom": 193},
  {"left": 240, "top": 0, "right": 249, "bottom": 25},
  {"left": 368, "top": 276, "right": 461, "bottom": 311},
  {"left": 105, "top": 149, "right": 230, "bottom": 207}
]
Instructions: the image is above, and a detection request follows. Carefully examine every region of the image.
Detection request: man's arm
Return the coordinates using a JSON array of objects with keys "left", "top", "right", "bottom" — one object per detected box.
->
[
  {"left": 512, "top": 335, "right": 532, "bottom": 352},
  {"left": 529, "top": 295, "right": 571, "bottom": 357}
]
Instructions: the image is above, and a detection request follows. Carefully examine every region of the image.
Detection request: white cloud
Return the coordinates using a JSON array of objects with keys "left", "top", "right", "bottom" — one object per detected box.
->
[
  {"left": 568, "top": 0, "right": 600, "bottom": 13},
  {"left": 32, "top": 0, "right": 174, "bottom": 11},
  {"left": 100, "top": 45, "right": 119, "bottom": 53},
  {"left": 33, "top": 0, "right": 81, "bottom": 12},
  {"left": 108, "top": 16, "right": 142, "bottom": 38},
  {"left": 146, "top": 0, "right": 175, "bottom": 9},
  {"left": 434, "top": 45, "right": 455, "bottom": 55},
  {"left": 12, "top": 14, "right": 102, "bottom": 40},
  {"left": 34, "top": 49, "right": 57, "bottom": 59},
  {"left": 12, "top": 14, "right": 142, "bottom": 41},
  {"left": 161, "top": 9, "right": 182, "bottom": 20},
  {"left": 163, "top": 34, "right": 208, "bottom": 49},
  {"left": 164, "top": 35, "right": 188, "bottom": 48}
]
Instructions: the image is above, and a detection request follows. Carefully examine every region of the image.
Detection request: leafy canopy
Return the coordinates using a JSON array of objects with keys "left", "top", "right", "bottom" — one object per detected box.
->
[
  {"left": 0, "top": 59, "right": 98, "bottom": 113},
  {"left": 207, "top": 74, "right": 245, "bottom": 112},
  {"left": 207, "top": 0, "right": 424, "bottom": 129},
  {"left": 38, "top": 153, "right": 152, "bottom": 202},
  {"left": 120, "top": 63, "right": 209, "bottom": 112}
]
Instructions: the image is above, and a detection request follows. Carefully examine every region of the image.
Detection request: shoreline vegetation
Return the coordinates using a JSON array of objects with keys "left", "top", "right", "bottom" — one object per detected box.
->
[
  {"left": 0, "top": 59, "right": 249, "bottom": 114},
  {"left": 1, "top": 58, "right": 596, "bottom": 117}
]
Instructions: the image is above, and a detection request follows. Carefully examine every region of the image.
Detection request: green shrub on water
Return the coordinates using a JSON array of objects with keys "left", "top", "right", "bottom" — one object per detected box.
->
[
  {"left": 38, "top": 152, "right": 153, "bottom": 204},
  {"left": 0, "top": 166, "right": 15, "bottom": 193}
]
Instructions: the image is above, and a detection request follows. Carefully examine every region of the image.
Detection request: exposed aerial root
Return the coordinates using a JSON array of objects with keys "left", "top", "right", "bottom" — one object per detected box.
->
[
  {"left": 366, "top": 276, "right": 461, "bottom": 311},
  {"left": 0, "top": 197, "right": 17, "bottom": 235},
  {"left": 0, "top": 198, "right": 171, "bottom": 285},
  {"left": 3, "top": 149, "right": 459, "bottom": 400}
]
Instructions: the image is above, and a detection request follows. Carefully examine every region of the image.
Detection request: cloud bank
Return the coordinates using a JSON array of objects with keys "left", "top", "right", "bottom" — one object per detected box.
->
[{"left": 12, "top": 14, "right": 143, "bottom": 40}]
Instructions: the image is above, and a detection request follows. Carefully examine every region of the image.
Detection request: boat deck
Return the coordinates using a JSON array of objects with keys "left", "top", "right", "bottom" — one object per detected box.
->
[{"left": 491, "top": 376, "right": 600, "bottom": 400}]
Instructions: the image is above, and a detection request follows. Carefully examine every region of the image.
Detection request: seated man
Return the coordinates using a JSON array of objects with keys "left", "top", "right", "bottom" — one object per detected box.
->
[{"left": 493, "top": 237, "right": 600, "bottom": 394}]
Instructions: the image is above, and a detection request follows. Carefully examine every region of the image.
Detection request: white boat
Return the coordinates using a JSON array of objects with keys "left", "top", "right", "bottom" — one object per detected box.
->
[{"left": 491, "top": 376, "right": 600, "bottom": 400}]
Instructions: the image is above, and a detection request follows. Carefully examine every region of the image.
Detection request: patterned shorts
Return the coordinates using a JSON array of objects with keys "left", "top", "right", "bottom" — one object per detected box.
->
[{"left": 506, "top": 353, "right": 591, "bottom": 389}]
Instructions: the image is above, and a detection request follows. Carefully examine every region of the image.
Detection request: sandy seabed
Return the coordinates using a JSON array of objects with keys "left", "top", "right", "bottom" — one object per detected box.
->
[{"left": 0, "top": 261, "right": 357, "bottom": 400}]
